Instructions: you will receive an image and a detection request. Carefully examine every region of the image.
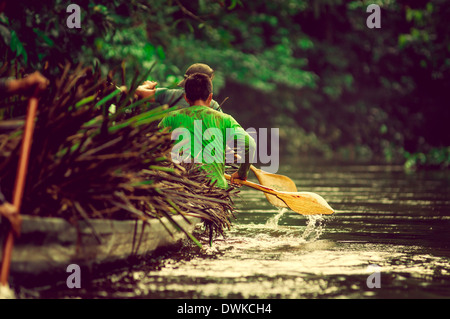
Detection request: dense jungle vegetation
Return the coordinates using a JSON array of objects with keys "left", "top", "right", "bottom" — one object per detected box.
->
[{"left": 1, "top": 0, "right": 449, "bottom": 169}]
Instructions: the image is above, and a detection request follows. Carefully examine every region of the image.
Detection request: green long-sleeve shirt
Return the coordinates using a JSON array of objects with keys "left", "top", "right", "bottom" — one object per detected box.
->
[{"left": 159, "top": 105, "right": 255, "bottom": 189}]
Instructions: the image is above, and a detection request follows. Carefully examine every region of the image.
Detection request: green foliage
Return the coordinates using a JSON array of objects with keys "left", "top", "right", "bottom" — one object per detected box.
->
[
  {"left": 404, "top": 147, "right": 450, "bottom": 170},
  {"left": 1, "top": 0, "right": 448, "bottom": 170}
]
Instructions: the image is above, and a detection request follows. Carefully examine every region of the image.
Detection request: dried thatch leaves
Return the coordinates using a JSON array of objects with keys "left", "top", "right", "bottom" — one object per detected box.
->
[{"left": 0, "top": 63, "right": 238, "bottom": 245}]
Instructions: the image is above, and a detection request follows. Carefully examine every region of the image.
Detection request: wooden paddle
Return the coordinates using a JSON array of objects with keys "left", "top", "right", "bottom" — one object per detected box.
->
[
  {"left": 227, "top": 148, "right": 297, "bottom": 208},
  {"left": 249, "top": 165, "right": 297, "bottom": 208},
  {"left": 0, "top": 94, "right": 38, "bottom": 286},
  {"left": 225, "top": 173, "right": 334, "bottom": 215}
]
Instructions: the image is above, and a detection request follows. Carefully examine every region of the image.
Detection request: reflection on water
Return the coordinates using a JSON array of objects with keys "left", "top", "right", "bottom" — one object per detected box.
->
[{"left": 23, "top": 161, "right": 450, "bottom": 299}]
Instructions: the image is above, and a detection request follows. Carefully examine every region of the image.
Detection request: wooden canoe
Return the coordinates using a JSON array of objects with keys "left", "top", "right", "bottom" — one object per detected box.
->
[{"left": 0, "top": 214, "right": 201, "bottom": 286}]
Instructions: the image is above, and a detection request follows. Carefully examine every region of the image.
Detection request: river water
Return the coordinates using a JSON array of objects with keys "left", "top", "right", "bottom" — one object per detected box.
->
[{"left": 22, "top": 160, "right": 450, "bottom": 299}]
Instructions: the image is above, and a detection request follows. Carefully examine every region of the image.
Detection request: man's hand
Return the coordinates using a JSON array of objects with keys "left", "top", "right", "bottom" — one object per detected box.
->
[
  {"left": 135, "top": 80, "right": 158, "bottom": 100},
  {"left": 141, "top": 80, "right": 158, "bottom": 89},
  {"left": 230, "top": 171, "right": 246, "bottom": 187},
  {"left": 0, "top": 202, "right": 22, "bottom": 237},
  {"left": 23, "top": 71, "right": 49, "bottom": 92},
  {"left": 6, "top": 71, "right": 49, "bottom": 95}
]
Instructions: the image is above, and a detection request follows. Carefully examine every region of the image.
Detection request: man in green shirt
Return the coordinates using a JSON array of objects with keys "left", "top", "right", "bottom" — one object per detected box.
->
[
  {"left": 159, "top": 73, "right": 255, "bottom": 189},
  {"left": 136, "top": 63, "right": 222, "bottom": 112}
]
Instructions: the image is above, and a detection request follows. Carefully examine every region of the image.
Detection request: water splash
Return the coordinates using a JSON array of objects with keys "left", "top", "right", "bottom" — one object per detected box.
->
[
  {"left": 265, "top": 207, "right": 288, "bottom": 228},
  {"left": 301, "top": 215, "right": 325, "bottom": 241},
  {"left": 264, "top": 208, "right": 326, "bottom": 241}
]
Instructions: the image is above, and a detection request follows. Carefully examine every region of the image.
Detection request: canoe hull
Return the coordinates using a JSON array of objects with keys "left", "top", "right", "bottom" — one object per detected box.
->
[{"left": 0, "top": 215, "right": 201, "bottom": 286}]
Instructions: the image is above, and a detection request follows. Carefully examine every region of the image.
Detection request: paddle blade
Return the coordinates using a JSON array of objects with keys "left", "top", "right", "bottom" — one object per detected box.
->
[
  {"left": 251, "top": 167, "right": 297, "bottom": 208},
  {"left": 276, "top": 191, "right": 334, "bottom": 215}
]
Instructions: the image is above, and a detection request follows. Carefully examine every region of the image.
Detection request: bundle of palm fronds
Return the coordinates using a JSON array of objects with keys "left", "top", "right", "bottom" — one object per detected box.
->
[{"left": 0, "top": 63, "right": 238, "bottom": 245}]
